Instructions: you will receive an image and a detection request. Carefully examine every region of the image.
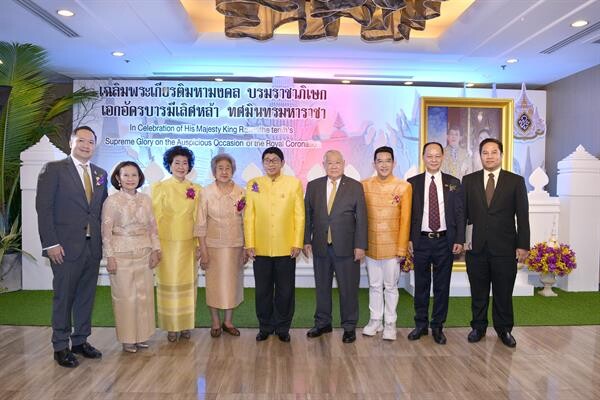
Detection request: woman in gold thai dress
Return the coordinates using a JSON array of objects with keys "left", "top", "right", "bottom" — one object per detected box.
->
[
  {"left": 196, "top": 154, "right": 247, "bottom": 337},
  {"left": 152, "top": 146, "right": 201, "bottom": 342},
  {"left": 102, "top": 161, "right": 161, "bottom": 353}
]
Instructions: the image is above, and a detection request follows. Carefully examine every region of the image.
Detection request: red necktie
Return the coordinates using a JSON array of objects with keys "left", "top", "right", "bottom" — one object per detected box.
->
[{"left": 429, "top": 176, "right": 440, "bottom": 232}]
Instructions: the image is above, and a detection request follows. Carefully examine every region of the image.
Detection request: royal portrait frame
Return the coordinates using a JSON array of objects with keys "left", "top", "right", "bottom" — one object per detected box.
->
[{"left": 419, "top": 97, "right": 514, "bottom": 270}]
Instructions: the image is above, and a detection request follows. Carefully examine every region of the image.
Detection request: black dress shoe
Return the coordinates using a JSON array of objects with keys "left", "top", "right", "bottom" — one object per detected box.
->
[
  {"left": 306, "top": 325, "right": 333, "bottom": 338},
  {"left": 256, "top": 331, "right": 270, "bottom": 342},
  {"left": 467, "top": 329, "right": 486, "bottom": 343},
  {"left": 498, "top": 331, "right": 517, "bottom": 348},
  {"left": 432, "top": 328, "right": 447, "bottom": 345},
  {"left": 54, "top": 349, "right": 79, "bottom": 368},
  {"left": 71, "top": 342, "right": 102, "bottom": 359},
  {"left": 277, "top": 332, "right": 291, "bottom": 342},
  {"left": 342, "top": 330, "right": 356, "bottom": 343},
  {"left": 407, "top": 327, "right": 428, "bottom": 341}
]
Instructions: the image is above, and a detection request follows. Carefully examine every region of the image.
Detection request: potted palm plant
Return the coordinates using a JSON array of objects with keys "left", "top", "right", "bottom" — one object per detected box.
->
[{"left": 0, "top": 42, "right": 97, "bottom": 291}]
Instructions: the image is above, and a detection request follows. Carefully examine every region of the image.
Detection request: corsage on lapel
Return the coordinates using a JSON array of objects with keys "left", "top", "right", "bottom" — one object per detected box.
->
[
  {"left": 392, "top": 194, "right": 402, "bottom": 205},
  {"left": 186, "top": 187, "right": 196, "bottom": 200},
  {"left": 444, "top": 183, "right": 457, "bottom": 192},
  {"left": 94, "top": 170, "right": 106, "bottom": 187},
  {"left": 251, "top": 181, "right": 259, "bottom": 193}
]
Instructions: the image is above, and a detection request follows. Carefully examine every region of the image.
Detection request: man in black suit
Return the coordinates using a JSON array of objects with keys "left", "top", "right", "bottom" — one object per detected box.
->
[
  {"left": 36, "top": 126, "right": 108, "bottom": 367},
  {"left": 407, "top": 142, "right": 465, "bottom": 345},
  {"left": 303, "top": 150, "right": 368, "bottom": 343},
  {"left": 462, "top": 138, "right": 530, "bottom": 348}
]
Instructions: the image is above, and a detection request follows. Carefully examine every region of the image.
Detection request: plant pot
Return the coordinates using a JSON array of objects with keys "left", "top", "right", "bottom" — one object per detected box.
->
[
  {"left": 0, "top": 253, "right": 22, "bottom": 293},
  {"left": 538, "top": 272, "right": 557, "bottom": 297}
]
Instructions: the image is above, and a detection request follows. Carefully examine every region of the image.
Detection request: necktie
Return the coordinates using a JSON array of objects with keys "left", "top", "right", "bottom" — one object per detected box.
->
[
  {"left": 486, "top": 173, "right": 495, "bottom": 206},
  {"left": 80, "top": 164, "right": 93, "bottom": 204},
  {"left": 80, "top": 164, "right": 93, "bottom": 235},
  {"left": 327, "top": 180, "right": 337, "bottom": 244},
  {"left": 428, "top": 176, "right": 440, "bottom": 232}
]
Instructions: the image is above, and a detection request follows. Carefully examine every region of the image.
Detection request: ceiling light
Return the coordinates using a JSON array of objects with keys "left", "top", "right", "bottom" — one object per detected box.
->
[
  {"left": 341, "top": 80, "right": 351, "bottom": 84},
  {"left": 214, "top": 78, "right": 223, "bottom": 82},
  {"left": 404, "top": 81, "right": 414, "bottom": 85},
  {"left": 57, "top": 9, "right": 75, "bottom": 17},
  {"left": 571, "top": 20, "right": 588, "bottom": 28},
  {"left": 0, "top": 60, "right": 3, "bottom": 65},
  {"left": 112, "top": 51, "right": 125, "bottom": 57},
  {"left": 506, "top": 58, "right": 518, "bottom": 64},
  {"left": 465, "top": 83, "right": 475, "bottom": 87}
]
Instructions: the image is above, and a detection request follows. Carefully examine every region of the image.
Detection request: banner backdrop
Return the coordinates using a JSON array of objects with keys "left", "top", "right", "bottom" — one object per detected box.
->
[{"left": 73, "top": 79, "right": 546, "bottom": 188}]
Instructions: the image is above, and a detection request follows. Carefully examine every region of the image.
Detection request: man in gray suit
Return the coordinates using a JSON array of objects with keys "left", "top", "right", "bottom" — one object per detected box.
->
[
  {"left": 303, "top": 150, "right": 368, "bottom": 343},
  {"left": 36, "top": 126, "right": 108, "bottom": 368}
]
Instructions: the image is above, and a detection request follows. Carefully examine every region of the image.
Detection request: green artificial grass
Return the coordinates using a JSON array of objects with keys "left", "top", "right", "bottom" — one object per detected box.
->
[{"left": 0, "top": 287, "right": 598, "bottom": 327}]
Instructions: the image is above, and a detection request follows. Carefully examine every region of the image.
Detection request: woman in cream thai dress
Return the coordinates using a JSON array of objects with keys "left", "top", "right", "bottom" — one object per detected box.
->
[
  {"left": 102, "top": 161, "right": 161, "bottom": 353},
  {"left": 152, "top": 146, "right": 202, "bottom": 342},
  {"left": 196, "top": 154, "right": 247, "bottom": 337}
]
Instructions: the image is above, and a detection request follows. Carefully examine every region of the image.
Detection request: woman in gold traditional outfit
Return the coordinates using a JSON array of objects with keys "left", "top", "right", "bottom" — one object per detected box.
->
[
  {"left": 102, "top": 161, "right": 161, "bottom": 353},
  {"left": 196, "top": 154, "right": 247, "bottom": 337},
  {"left": 152, "top": 146, "right": 201, "bottom": 342}
]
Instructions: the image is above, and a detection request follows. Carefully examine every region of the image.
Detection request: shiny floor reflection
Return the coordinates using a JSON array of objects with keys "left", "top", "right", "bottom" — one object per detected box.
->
[{"left": 0, "top": 326, "right": 598, "bottom": 399}]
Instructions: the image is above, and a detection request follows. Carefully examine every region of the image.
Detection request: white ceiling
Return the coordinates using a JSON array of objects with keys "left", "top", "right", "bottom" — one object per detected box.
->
[{"left": 1, "top": 0, "right": 599, "bottom": 85}]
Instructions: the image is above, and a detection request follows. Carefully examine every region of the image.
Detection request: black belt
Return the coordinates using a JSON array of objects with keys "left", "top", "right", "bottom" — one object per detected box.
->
[{"left": 421, "top": 231, "right": 446, "bottom": 239}]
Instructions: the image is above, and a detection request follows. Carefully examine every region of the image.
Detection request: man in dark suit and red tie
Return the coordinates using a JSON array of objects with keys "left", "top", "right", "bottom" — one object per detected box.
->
[
  {"left": 462, "top": 138, "right": 530, "bottom": 348},
  {"left": 36, "top": 126, "right": 108, "bottom": 367},
  {"left": 303, "top": 150, "right": 368, "bottom": 343},
  {"left": 407, "top": 142, "right": 465, "bottom": 345}
]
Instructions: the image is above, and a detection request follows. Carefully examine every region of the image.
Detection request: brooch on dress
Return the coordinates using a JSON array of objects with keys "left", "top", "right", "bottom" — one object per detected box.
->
[
  {"left": 235, "top": 196, "right": 246, "bottom": 213},
  {"left": 186, "top": 187, "right": 196, "bottom": 199}
]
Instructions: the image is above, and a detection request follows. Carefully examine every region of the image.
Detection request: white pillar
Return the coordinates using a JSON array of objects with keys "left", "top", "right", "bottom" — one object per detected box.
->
[
  {"left": 527, "top": 167, "right": 561, "bottom": 287},
  {"left": 20, "top": 136, "right": 65, "bottom": 289},
  {"left": 556, "top": 145, "right": 600, "bottom": 292}
]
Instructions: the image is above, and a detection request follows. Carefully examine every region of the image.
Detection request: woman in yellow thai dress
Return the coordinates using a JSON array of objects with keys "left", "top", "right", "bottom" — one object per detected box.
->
[
  {"left": 196, "top": 154, "right": 247, "bottom": 337},
  {"left": 152, "top": 146, "right": 201, "bottom": 342},
  {"left": 102, "top": 161, "right": 161, "bottom": 353}
]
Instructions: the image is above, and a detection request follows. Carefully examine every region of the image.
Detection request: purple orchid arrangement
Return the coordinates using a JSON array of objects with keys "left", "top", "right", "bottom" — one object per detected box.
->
[
  {"left": 399, "top": 255, "right": 414, "bottom": 273},
  {"left": 525, "top": 242, "right": 577, "bottom": 276},
  {"left": 251, "top": 182, "right": 259, "bottom": 193},
  {"left": 186, "top": 187, "right": 196, "bottom": 200},
  {"left": 392, "top": 194, "right": 401, "bottom": 205}
]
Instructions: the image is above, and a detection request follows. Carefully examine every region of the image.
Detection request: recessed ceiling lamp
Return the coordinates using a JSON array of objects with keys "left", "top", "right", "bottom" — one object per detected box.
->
[
  {"left": 214, "top": 78, "right": 223, "bottom": 82},
  {"left": 57, "top": 9, "right": 75, "bottom": 17},
  {"left": 506, "top": 58, "right": 518, "bottom": 64},
  {"left": 465, "top": 83, "right": 475, "bottom": 87},
  {"left": 341, "top": 80, "right": 351, "bottom": 84},
  {"left": 404, "top": 81, "right": 414, "bottom": 85},
  {"left": 571, "top": 20, "right": 588, "bottom": 28},
  {"left": 112, "top": 51, "right": 125, "bottom": 57},
  {"left": 0, "top": 59, "right": 3, "bottom": 65}
]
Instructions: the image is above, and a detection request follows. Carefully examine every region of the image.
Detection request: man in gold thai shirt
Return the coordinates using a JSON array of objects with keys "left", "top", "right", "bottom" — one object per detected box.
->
[
  {"left": 244, "top": 147, "right": 305, "bottom": 343},
  {"left": 361, "top": 146, "right": 412, "bottom": 341}
]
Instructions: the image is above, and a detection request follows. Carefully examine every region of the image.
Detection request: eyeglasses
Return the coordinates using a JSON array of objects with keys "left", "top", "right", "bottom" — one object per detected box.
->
[{"left": 263, "top": 158, "right": 282, "bottom": 165}]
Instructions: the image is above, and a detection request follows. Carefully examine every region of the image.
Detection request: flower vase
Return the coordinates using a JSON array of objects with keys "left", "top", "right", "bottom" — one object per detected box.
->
[{"left": 538, "top": 272, "right": 558, "bottom": 297}]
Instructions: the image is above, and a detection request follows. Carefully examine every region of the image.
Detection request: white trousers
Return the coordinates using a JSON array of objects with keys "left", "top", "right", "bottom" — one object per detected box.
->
[{"left": 365, "top": 256, "right": 400, "bottom": 323}]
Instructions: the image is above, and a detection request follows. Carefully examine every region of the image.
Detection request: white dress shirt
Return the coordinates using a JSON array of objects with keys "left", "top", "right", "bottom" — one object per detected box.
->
[
  {"left": 421, "top": 171, "right": 447, "bottom": 232},
  {"left": 483, "top": 167, "right": 501, "bottom": 189}
]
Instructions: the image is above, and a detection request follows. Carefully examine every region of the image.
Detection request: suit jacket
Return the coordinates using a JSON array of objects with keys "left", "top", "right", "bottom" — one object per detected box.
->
[
  {"left": 304, "top": 175, "right": 368, "bottom": 258},
  {"left": 36, "top": 156, "right": 108, "bottom": 261},
  {"left": 462, "top": 169, "right": 530, "bottom": 256},
  {"left": 408, "top": 172, "right": 465, "bottom": 251}
]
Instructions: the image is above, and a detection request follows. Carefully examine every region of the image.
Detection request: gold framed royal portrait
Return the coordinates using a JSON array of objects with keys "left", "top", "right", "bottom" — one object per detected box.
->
[{"left": 419, "top": 97, "right": 514, "bottom": 270}]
